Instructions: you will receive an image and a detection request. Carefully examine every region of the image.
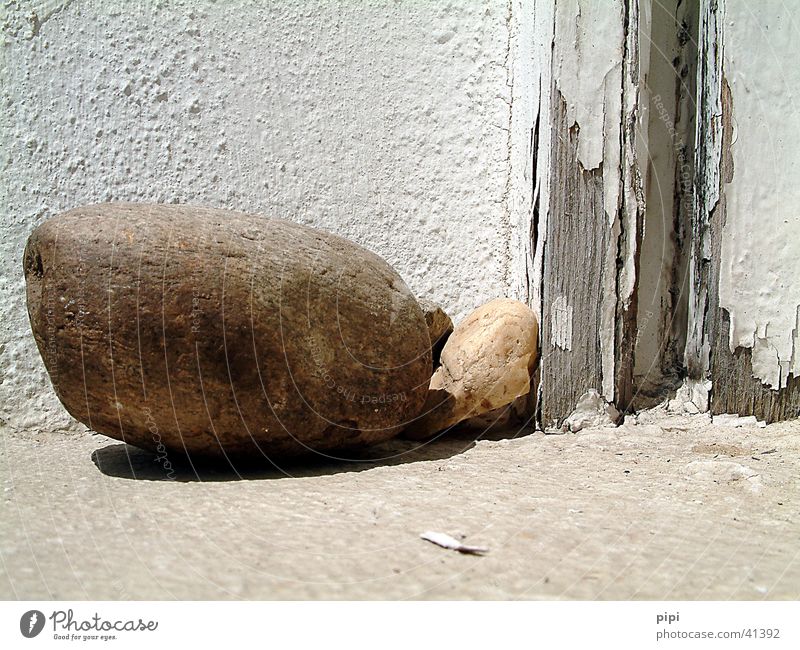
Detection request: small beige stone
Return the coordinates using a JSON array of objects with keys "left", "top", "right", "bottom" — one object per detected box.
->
[
  {"left": 406, "top": 298, "right": 539, "bottom": 438},
  {"left": 458, "top": 393, "right": 535, "bottom": 432},
  {"left": 418, "top": 299, "right": 454, "bottom": 368}
]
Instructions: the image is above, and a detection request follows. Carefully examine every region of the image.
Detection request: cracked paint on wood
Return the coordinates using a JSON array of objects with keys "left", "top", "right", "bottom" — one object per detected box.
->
[{"left": 689, "top": 0, "right": 800, "bottom": 422}]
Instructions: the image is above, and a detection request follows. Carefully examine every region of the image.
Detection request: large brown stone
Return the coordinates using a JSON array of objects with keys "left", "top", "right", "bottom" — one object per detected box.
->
[{"left": 24, "top": 203, "right": 432, "bottom": 460}]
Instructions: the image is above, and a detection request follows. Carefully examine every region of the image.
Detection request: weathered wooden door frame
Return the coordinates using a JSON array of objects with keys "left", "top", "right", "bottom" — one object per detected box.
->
[{"left": 530, "top": 0, "right": 799, "bottom": 428}]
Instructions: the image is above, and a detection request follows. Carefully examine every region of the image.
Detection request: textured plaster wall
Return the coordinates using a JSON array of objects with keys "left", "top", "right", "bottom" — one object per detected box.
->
[
  {"left": 718, "top": 0, "right": 800, "bottom": 390},
  {"left": 0, "top": 0, "right": 522, "bottom": 432}
]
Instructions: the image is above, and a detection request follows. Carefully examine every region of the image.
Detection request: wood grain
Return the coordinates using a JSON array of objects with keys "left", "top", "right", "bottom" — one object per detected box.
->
[{"left": 540, "top": 90, "right": 611, "bottom": 429}]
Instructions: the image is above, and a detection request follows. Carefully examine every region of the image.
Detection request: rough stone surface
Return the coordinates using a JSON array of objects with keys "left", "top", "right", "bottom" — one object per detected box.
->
[
  {"left": 458, "top": 393, "right": 533, "bottom": 432},
  {"left": 0, "top": 0, "right": 519, "bottom": 438},
  {"left": 406, "top": 298, "right": 539, "bottom": 439},
  {"left": 2, "top": 411, "right": 798, "bottom": 599},
  {"left": 418, "top": 299, "right": 453, "bottom": 368},
  {"left": 24, "top": 203, "right": 431, "bottom": 459}
]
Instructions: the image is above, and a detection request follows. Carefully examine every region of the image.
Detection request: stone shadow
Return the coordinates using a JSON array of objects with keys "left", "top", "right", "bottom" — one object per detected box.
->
[{"left": 90, "top": 425, "right": 536, "bottom": 482}]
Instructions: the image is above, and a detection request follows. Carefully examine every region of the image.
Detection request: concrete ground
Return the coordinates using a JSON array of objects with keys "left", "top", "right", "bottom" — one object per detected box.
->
[{"left": 1, "top": 409, "right": 799, "bottom": 600}]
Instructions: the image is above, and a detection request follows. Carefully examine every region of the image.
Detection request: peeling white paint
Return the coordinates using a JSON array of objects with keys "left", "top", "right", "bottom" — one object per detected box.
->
[
  {"left": 712, "top": 413, "right": 766, "bottom": 429},
  {"left": 667, "top": 378, "right": 712, "bottom": 415},
  {"left": 553, "top": 0, "right": 628, "bottom": 233},
  {"left": 563, "top": 389, "right": 621, "bottom": 432},
  {"left": 552, "top": 0, "right": 624, "bottom": 175},
  {"left": 718, "top": 0, "right": 800, "bottom": 390},
  {"left": 686, "top": 0, "right": 725, "bottom": 381},
  {"left": 599, "top": 227, "right": 618, "bottom": 400},
  {"left": 751, "top": 336, "right": 781, "bottom": 390},
  {"left": 618, "top": 0, "right": 650, "bottom": 313},
  {"left": 552, "top": 0, "right": 632, "bottom": 403},
  {"left": 528, "top": 0, "right": 555, "bottom": 319},
  {"left": 551, "top": 295, "right": 573, "bottom": 351},
  {"left": 508, "top": 0, "right": 542, "bottom": 309}
]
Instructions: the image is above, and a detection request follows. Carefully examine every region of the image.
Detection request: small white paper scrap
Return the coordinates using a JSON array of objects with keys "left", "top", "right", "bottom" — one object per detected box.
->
[{"left": 419, "top": 531, "right": 489, "bottom": 555}]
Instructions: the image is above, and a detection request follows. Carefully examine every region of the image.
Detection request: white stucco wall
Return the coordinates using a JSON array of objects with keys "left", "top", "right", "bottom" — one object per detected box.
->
[{"left": 0, "top": 0, "right": 525, "bottom": 431}]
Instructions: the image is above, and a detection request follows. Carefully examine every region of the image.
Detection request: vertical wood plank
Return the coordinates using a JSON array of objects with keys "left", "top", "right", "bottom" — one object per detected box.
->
[
  {"left": 704, "top": 82, "right": 800, "bottom": 422},
  {"left": 539, "top": 91, "right": 612, "bottom": 429},
  {"left": 688, "top": 0, "right": 800, "bottom": 423},
  {"left": 538, "top": 0, "right": 646, "bottom": 429}
]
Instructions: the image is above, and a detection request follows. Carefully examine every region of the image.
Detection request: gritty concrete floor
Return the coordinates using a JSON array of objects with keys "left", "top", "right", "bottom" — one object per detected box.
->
[{"left": 1, "top": 409, "right": 799, "bottom": 600}]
